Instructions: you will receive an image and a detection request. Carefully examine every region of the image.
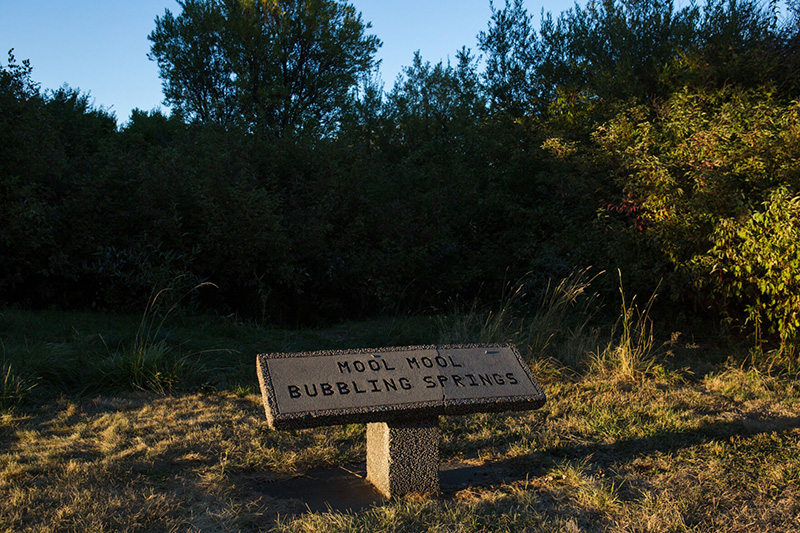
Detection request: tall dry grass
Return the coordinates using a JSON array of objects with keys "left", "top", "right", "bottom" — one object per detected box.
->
[
  {"left": 98, "top": 279, "right": 217, "bottom": 393},
  {"left": 589, "top": 271, "right": 661, "bottom": 380},
  {"left": 437, "top": 268, "right": 601, "bottom": 371},
  {"left": 438, "top": 268, "right": 673, "bottom": 380}
]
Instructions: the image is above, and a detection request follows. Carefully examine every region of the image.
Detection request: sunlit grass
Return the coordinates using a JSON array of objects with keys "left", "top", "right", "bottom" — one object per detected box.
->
[
  {"left": 3, "top": 369, "right": 796, "bottom": 531},
  {"left": 2, "top": 270, "right": 800, "bottom": 530}
]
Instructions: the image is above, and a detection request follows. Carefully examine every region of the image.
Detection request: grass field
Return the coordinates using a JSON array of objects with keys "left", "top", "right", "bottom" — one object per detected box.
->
[{"left": 2, "top": 291, "right": 800, "bottom": 531}]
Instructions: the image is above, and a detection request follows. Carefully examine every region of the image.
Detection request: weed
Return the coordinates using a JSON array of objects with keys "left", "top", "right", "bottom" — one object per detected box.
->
[
  {"left": 590, "top": 271, "right": 660, "bottom": 380},
  {"left": 438, "top": 268, "right": 602, "bottom": 371},
  {"left": 0, "top": 338, "right": 37, "bottom": 411},
  {"left": 99, "top": 340, "right": 185, "bottom": 394},
  {"left": 1, "top": 359, "right": 37, "bottom": 411},
  {"left": 100, "top": 277, "right": 218, "bottom": 393},
  {"left": 745, "top": 344, "right": 800, "bottom": 375},
  {"left": 232, "top": 384, "right": 256, "bottom": 397},
  {"left": 132, "top": 277, "right": 217, "bottom": 359}
]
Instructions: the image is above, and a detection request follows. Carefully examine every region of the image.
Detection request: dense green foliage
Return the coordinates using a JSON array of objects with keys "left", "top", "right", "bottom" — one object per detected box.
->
[
  {"left": 2, "top": 0, "right": 799, "bottom": 351},
  {"left": 598, "top": 88, "right": 800, "bottom": 349}
]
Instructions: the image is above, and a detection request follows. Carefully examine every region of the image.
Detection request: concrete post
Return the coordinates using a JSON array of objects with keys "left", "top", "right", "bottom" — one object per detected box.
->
[{"left": 366, "top": 417, "right": 439, "bottom": 498}]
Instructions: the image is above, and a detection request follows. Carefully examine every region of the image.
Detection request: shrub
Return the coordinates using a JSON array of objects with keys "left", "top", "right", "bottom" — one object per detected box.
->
[
  {"left": 700, "top": 187, "right": 800, "bottom": 353},
  {"left": 597, "top": 87, "right": 800, "bottom": 341}
]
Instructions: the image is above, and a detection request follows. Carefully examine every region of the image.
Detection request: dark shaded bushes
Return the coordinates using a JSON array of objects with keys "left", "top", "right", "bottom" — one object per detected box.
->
[{"left": 2, "top": 0, "right": 799, "bottom": 345}]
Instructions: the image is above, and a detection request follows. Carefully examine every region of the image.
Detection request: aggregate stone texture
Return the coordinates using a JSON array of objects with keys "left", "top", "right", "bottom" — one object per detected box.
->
[
  {"left": 366, "top": 418, "right": 440, "bottom": 498},
  {"left": 256, "top": 344, "right": 546, "bottom": 430}
]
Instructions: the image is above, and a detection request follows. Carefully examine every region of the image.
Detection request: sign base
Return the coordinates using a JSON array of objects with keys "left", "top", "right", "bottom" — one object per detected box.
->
[{"left": 366, "top": 417, "right": 440, "bottom": 498}]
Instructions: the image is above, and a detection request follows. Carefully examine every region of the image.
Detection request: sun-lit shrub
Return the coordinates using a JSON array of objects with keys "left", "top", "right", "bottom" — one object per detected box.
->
[
  {"left": 702, "top": 187, "right": 800, "bottom": 352},
  {"left": 597, "top": 87, "right": 800, "bottom": 345}
]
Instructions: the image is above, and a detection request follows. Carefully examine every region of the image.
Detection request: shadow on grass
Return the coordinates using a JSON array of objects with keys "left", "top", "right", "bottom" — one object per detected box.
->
[
  {"left": 6, "top": 388, "right": 797, "bottom": 528},
  {"left": 256, "top": 411, "right": 800, "bottom": 518},
  {"left": 490, "top": 412, "right": 800, "bottom": 477}
]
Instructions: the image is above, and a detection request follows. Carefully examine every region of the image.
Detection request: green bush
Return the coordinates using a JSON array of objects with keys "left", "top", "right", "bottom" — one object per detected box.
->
[
  {"left": 597, "top": 87, "right": 800, "bottom": 343},
  {"left": 2, "top": 0, "right": 798, "bottom": 330},
  {"left": 702, "top": 187, "right": 800, "bottom": 352}
]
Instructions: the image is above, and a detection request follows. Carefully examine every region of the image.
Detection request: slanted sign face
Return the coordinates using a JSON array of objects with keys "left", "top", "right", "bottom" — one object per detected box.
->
[{"left": 257, "top": 345, "right": 546, "bottom": 429}]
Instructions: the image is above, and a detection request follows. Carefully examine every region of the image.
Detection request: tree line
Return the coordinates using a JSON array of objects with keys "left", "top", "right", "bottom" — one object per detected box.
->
[{"left": 2, "top": 0, "right": 799, "bottom": 349}]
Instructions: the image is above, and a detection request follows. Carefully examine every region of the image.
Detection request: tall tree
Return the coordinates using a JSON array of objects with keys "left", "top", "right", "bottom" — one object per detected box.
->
[
  {"left": 478, "top": 0, "right": 540, "bottom": 116},
  {"left": 148, "top": 0, "right": 380, "bottom": 137}
]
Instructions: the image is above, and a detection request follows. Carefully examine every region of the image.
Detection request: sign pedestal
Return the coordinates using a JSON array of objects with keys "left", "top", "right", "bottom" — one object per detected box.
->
[
  {"left": 256, "top": 344, "right": 546, "bottom": 498},
  {"left": 366, "top": 417, "right": 439, "bottom": 498}
]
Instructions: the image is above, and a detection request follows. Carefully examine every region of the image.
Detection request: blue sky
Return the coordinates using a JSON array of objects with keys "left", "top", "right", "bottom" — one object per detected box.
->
[{"left": 1, "top": 0, "right": 575, "bottom": 125}]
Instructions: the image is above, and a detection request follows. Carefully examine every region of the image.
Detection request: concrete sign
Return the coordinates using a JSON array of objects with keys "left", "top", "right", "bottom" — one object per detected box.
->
[{"left": 257, "top": 344, "right": 546, "bottom": 430}]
